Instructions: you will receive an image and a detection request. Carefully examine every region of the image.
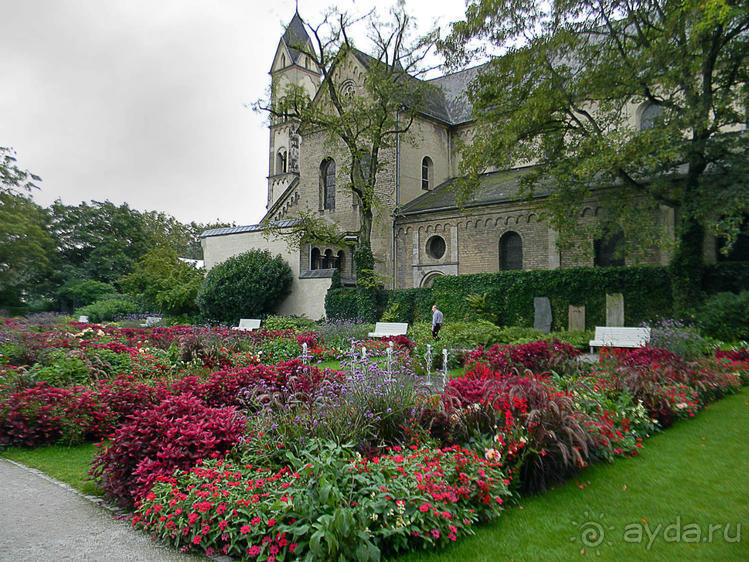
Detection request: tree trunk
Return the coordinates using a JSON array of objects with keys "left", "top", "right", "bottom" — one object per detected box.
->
[{"left": 670, "top": 214, "right": 705, "bottom": 314}]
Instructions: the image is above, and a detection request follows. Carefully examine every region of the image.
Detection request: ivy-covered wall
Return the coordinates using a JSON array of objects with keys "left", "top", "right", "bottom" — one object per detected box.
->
[{"left": 324, "top": 263, "right": 749, "bottom": 326}]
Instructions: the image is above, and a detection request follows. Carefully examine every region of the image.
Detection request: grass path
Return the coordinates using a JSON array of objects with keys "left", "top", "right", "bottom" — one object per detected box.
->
[
  {"left": 2, "top": 389, "right": 747, "bottom": 560},
  {"left": 396, "top": 387, "right": 749, "bottom": 561},
  {"left": 2, "top": 443, "right": 102, "bottom": 497}
]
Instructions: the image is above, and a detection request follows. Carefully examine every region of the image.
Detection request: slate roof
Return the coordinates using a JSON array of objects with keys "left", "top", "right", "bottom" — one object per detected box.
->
[
  {"left": 399, "top": 167, "right": 548, "bottom": 216},
  {"left": 282, "top": 12, "right": 311, "bottom": 64},
  {"left": 200, "top": 219, "right": 301, "bottom": 238},
  {"left": 427, "top": 64, "right": 486, "bottom": 125}
]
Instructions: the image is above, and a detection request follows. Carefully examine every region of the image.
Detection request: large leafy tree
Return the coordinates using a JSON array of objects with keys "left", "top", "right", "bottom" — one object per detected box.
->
[
  {"left": 259, "top": 8, "right": 437, "bottom": 270},
  {"left": 443, "top": 0, "right": 749, "bottom": 309},
  {"left": 49, "top": 200, "right": 230, "bottom": 285},
  {"left": 119, "top": 247, "right": 204, "bottom": 316},
  {"left": 0, "top": 148, "right": 54, "bottom": 307}
]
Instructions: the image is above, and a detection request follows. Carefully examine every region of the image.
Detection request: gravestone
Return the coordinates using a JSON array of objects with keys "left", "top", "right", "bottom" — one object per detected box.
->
[
  {"left": 568, "top": 305, "right": 586, "bottom": 332},
  {"left": 533, "top": 297, "right": 552, "bottom": 334},
  {"left": 606, "top": 293, "right": 625, "bottom": 326}
]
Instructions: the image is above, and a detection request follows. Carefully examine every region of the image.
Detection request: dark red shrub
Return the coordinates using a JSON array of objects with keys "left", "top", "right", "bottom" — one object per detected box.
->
[
  {"left": 466, "top": 340, "right": 580, "bottom": 376},
  {"left": 89, "top": 393, "right": 244, "bottom": 507},
  {"left": 95, "top": 376, "right": 169, "bottom": 422},
  {"left": 716, "top": 349, "right": 749, "bottom": 361},
  {"left": 383, "top": 334, "right": 415, "bottom": 351},
  {"left": 0, "top": 383, "right": 114, "bottom": 447}
]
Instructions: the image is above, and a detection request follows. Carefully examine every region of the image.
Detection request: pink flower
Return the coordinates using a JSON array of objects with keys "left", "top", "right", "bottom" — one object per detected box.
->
[
  {"left": 268, "top": 518, "right": 276, "bottom": 527},
  {"left": 240, "top": 525, "right": 251, "bottom": 535},
  {"left": 431, "top": 529, "right": 440, "bottom": 539},
  {"left": 247, "top": 545, "right": 261, "bottom": 556}
]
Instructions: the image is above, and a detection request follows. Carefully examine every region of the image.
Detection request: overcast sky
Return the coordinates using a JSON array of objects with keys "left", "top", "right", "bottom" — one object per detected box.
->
[{"left": 1, "top": 0, "right": 468, "bottom": 226}]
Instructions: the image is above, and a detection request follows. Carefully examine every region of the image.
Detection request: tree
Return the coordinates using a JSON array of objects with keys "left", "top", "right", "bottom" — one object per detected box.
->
[
  {"left": 119, "top": 247, "right": 204, "bottom": 316},
  {"left": 258, "top": 7, "right": 437, "bottom": 273},
  {"left": 442, "top": 0, "right": 749, "bottom": 310},
  {"left": 196, "top": 250, "right": 293, "bottom": 324},
  {"left": 0, "top": 148, "right": 54, "bottom": 307}
]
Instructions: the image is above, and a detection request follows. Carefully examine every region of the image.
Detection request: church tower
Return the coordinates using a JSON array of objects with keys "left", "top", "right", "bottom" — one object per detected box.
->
[{"left": 267, "top": 12, "right": 321, "bottom": 210}]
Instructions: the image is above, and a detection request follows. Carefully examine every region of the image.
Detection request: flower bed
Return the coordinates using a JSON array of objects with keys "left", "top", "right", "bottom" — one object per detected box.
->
[{"left": 1, "top": 317, "right": 748, "bottom": 561}]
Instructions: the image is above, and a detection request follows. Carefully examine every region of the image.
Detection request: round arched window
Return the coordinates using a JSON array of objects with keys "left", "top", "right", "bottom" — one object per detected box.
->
[{"left": 426, "top": 235, "right": 446, "bottom": 260}]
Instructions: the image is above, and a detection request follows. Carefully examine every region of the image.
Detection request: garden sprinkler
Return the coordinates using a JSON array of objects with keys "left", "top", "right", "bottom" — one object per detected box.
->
[
  {"left": 386, "top": 341, "right": 394, "bottom": 375},
  {"left": 442, "top": 348, "right": 449, "bottom": 388},
  {"left": 425, "top": 344, "right": 432, "bottom": 377}
]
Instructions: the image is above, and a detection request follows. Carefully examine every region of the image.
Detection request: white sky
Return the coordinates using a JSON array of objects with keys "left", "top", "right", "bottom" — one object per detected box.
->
[{"left": 0, "top": 0, "right": 469, "bottom": 226}]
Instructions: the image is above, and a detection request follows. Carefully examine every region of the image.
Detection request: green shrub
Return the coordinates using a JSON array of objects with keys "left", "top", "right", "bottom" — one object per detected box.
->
[
  {"left": 26, "top": 350, "right": 89, "bottom": 386},
  {"left": 696, "top": 291, "right": 749, "bottom": 342},
  {"left": 196, "top": 250, "right": 293, "bottom": 325},
  {"left": 262, "top": 315, "right": 317, "bottom": 331},
  {"left": 74, "top": 294, "right": 144, "bottom": 323},
  {"left": 56, "top": 279, "right": 117, "bottom": 311}
]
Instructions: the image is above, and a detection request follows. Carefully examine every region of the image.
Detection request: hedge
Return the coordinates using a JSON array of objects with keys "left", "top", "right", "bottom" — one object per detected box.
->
[
  {"left": 324, "top": 263, "right": 748, "bottom": 327},
  {"left": 430, "top": 266, "right": 674, "bottom": 330}
]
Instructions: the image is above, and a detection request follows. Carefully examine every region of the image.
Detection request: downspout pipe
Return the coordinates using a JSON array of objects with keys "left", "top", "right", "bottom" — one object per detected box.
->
[{"left": 392, "top": 110, "right": 401, "bottom": 290}]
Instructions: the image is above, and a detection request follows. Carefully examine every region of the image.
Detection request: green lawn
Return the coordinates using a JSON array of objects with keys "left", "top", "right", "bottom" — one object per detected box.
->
[
  {"left": 2, "top": 389, "right": 746, "bottom": 560},
  {"left": 395, "top": 387, "right": 749, "bottom": 561},
  {"left": 2, "top": 443, "right": 102, "bottom": 497}
]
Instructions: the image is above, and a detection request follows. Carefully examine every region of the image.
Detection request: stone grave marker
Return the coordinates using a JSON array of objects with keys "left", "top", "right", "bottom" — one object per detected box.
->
[
  {"left": 533, "top": 297, "right": 552, "bottom": 334},
  {"left": 568, "top": 305, "right": 586, "bottom": 332},
  {"left": 606, "top": 293, "right": 625, "bottom": 326}
]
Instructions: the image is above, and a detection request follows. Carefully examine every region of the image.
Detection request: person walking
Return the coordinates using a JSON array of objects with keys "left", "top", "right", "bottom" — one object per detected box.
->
[{"left": 431, "top": 304, "right": 443, "bottom": 341}]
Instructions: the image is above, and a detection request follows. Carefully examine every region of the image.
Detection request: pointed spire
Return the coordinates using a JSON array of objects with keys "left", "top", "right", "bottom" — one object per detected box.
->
[{"left": 282, "top": 11, "right": 312, "bottom": 64}]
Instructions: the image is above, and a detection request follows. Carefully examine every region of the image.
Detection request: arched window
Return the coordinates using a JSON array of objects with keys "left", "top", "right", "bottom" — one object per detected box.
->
[
  {"left": 420, "top": 272, "right": 443, "bottom": 288},
  {"left": 323, "top": 249, "right": 333, "bottom": 269},
  {"left": 310, "top": 248, "right": 321, "bottom": 270},
  {"left": 337, "top": 250, "right": 345, "bottom": 274},
  {"left": 276, "top": 149, "right": 287, "bottom": 174},
  {"left": 421, "top": 156, "right": 433, "bottom": 190},
  {"left": 594, "top": 232, "right": 625, "bottom": 267},
  {"left": 499, "top": 231, "right": 523, "bottom": 270},
  {"left": 640, "top": 103, "right": 663, "bottom": 130},
  {"left": 280, "top": 53, "right": 286, "bottom": 68},
  {"left": 321, "top": 159, "right": 336, "bottom": 210}
]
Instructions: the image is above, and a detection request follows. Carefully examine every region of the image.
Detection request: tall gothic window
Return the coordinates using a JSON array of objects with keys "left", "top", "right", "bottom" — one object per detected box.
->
[
  {"left": 421, "top": 156, "right": 433, "bottom": 190},
  {"left": 321, "top": 159, "right": 336, "bottom": 210},
  {"left": 499, "top": 231, "right": 523, "bottom": 270},
  {"left": 310, "top": 248, "right": 321, "bottom": 270},
  {"left": 276, "top": 149, "right": 287, "bottom": 174}
]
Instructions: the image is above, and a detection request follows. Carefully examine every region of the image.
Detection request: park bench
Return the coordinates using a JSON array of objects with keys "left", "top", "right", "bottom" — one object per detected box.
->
[
  {"left": 140, "top": 316, "right": 162, "bottom": 327},
  {"left": 77, "top": 315, "right": 89, "bottom": 323},
  {"left": 589, "top": 326, "right": 651, "bottom": 353},
  {"left": 368, "top": 322, "right": 409, "bottom": 338},
  {"left": 233, "top": 318, "right": 262, "bottom": 332}
]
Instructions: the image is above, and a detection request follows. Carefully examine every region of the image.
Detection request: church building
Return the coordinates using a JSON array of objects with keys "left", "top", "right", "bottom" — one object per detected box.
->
[{"left": 200, "top": 11, "right": 716, "bottom": 319}]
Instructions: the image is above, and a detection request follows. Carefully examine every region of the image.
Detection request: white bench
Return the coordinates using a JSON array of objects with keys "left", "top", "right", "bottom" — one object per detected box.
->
[
  {"left": 77, "top": 315, "right": 89, "bottom": 323},
  {"left": 140, "top": 316, "right": 162, "bottom": 327},
  {"left": 233, "top": 318, "right": 262, "bottom": 332},
  {"left": 368, "top": 322, "right": 409, "bottom": 338},
  {"left": 589, "top": 327, "right": 651, "bottom": 353}
]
